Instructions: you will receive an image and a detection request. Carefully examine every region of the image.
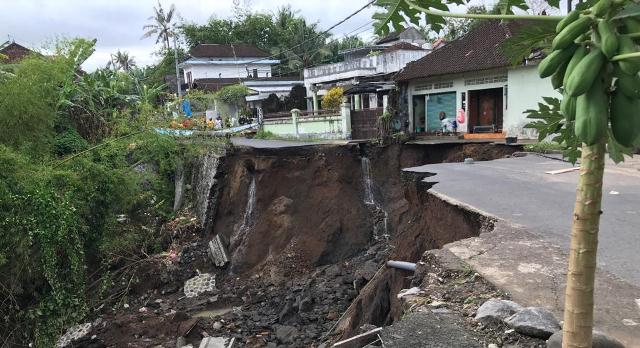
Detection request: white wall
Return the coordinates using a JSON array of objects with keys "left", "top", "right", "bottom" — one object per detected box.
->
[
  {"left": 184, "top": 63, "right": 273, "bottom": 81},
  {"left": 506, "top": 65, "right": 560, "bottom": 138}
]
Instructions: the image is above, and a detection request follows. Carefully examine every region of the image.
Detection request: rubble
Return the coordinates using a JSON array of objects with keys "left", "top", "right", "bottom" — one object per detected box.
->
[
  {"left": 184, "top": 274, "right": 216, "bottom": 298},
  {"left": 56, "top": 322, "right": 92, "bottom": 348}
]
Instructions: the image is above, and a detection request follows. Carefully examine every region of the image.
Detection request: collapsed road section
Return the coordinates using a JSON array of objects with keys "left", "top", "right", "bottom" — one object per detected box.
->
[{"left": 56, "top": 141, "right": 537, "bottom": 348}]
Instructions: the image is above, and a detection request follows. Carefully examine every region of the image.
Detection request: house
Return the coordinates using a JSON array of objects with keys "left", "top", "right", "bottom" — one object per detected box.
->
[
  {"left": 0, "top": 41, "right": 36, "bottom": 63},
  {"left": 179, "top": 43, "right": 303, "bottom": 113},
  {"left": 304, "top": 28, "right": 430, "bottom": 112},
  {"left": 395, "top": 20, "right": 558, "bottom": 139},
  {"left": 302, "top": 28, "right": 431, "bottom": 138}
]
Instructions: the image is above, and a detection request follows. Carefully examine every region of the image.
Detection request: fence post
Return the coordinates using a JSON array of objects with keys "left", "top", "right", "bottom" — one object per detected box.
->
[
  {"left": 291, "top": 108, "right": 300, "bottom": 138},
  {"left": 341, "top": 98, "right": 352, "bottom": 140},
  {"left": 312, "top": 91, "right": 319, "bottom": 116}
]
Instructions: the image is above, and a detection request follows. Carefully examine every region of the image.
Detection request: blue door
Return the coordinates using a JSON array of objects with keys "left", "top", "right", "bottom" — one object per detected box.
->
[{"left": 426, "top": 92, "right": 456, "bottom": 132}]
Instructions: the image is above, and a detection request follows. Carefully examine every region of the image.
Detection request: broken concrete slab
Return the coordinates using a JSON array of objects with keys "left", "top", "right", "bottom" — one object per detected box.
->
[
  {"left": 56, "top": 322, "right": 92, "bottom": 348},
  {"left": 504, "top": 307, "right": 560, "bottom": 339},
  {"left": 475, "top": 299, "right": 523, "bottom": 324},
  {"left": 184, "top": 273, "right": 216, "bottom": 298},
  {"left": 547, "top": 330, "right": 626, "bottom": 348},
  {"left": 198, "top": 337, "right": 229, "bottom": 348},
  {"left": 442, "top": 220, "right": 640, "bottom": 346},
  {"left": 208, "top": 235, "right": 229, "bottom": 267}
]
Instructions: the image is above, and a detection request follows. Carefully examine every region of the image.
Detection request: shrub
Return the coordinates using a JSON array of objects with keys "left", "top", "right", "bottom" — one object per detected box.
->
[{"left": 321, "top": 87, "right": 343, "bottom": 110}]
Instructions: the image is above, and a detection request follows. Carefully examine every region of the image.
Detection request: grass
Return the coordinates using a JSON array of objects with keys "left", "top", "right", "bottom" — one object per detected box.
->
[
  {"left": 523, "top": 141, "right": 563, "bottom": 154},
  {"left": 253, "top": 129, "right": 328, "bottom": 142}
]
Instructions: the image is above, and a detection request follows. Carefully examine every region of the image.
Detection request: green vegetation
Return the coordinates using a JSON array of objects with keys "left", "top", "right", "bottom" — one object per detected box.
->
[
  {"left": 0, "top": 38, "right": 220, "bottom": 347},
  {"left": 321, "top": 87, "right": 344, "bottom": 110},
  {"left": 523, "top": 141, "right": 564, "bottom": 154}
]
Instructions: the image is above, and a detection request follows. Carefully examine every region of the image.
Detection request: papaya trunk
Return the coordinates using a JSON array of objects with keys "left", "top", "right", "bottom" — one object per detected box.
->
[{"left": 562, "top": 141, "right": 606, "bottom": 348}]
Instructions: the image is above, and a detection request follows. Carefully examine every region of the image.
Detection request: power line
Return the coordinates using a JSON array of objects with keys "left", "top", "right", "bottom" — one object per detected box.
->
[{"left": 244, "top": 0, "right": 377, "bottom": 65}]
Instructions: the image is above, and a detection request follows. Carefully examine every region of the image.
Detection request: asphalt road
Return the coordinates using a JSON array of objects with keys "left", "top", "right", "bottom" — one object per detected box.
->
[{"left": 404, "top": 154, "right": 640, "bottom": 287}]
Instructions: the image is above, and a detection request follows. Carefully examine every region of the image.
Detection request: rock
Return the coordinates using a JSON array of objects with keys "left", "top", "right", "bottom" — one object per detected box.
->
[
  {"left": 324, "top": 264, "right": 343, "bottom": 278},
  {"left": 504, "top": 307, "right": 560, "bottom": 339},
  {"left": 198, "top": 337, "right": 229, "bottom": 348},
  {"left": 475, "top": 299, "right": 523, "bottom": 323},
  {"left": 546, "top": 330, "right": 625, "bottom": 348},
  {"left": 355, "top": 260, "right": 378, "bottom": 281},
  {"left": 298, "top": 296, "right": 313, "bottom": 313},
  {"left": 212, "top": 321, "right": 223, "bottom": 330},
  {"left": 275, "top": 325, "right": 299, "bottom": 344}
]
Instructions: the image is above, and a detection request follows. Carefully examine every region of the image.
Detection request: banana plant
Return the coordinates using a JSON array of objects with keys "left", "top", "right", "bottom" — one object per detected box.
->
[{"left": 374, "top": 0, "right": 640, "bottom": 347}]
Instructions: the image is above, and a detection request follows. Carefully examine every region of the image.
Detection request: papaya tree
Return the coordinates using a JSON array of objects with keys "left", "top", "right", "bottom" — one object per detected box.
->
[{"left": 373, "top": 0, "right": 640, "bottom": 347}]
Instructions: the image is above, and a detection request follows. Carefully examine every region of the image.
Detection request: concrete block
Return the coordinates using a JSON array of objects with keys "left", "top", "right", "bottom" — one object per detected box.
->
[
  {"left": 199, "top": 337, "right": 229, "bottom": 348},
  {"left": 208, "top": 235, "right": 229, "bottom": 267}
]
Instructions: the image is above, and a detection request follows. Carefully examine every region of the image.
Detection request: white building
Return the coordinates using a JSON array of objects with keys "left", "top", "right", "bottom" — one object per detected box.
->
[
  {"left": 180, "top": 44, "right": 280, "bottom": 84},
  {"left": 179, "top": 44, "right": 303, "bottom": 113},
  {"left": 396, "top": 20, "right": 559, "bottom": 140},
  {"left": 303, "top": 28, "right": 431, "bottom": 113}
]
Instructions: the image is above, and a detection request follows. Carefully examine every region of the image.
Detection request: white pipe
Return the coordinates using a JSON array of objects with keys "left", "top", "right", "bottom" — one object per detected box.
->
[{"left": 386, "top": 260, "right": 416, "bottom": 271}]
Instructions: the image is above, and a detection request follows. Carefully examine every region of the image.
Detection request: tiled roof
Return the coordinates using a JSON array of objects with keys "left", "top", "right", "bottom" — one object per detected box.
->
[
  {"left": 384, "top": 42, "right": 424, "bottom": 52},
  {"left": 0, "top": 42, "right": 34, "bottom": 64},
  {"left": 189, "top": 44, "right": 270, "bottom": 58},
  {"left": 395, "top": 21, "right": 524, "bottom": 81}
]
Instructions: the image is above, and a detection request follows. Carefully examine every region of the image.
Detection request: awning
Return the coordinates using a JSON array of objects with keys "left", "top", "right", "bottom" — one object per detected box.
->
[{"left": 344, "top": 82, "right": 396, "bottom": 95}]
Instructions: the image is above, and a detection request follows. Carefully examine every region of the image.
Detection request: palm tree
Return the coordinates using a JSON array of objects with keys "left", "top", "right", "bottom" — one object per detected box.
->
[
  {"left": 142, "top": 2, "right": 177, "bottom": 51},
  {"left": 109, "top": 50, "right": 136, "bottom": 72}
]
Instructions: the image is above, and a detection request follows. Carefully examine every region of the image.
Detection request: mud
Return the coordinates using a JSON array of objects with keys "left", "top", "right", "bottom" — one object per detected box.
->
[{"left": 71, "top": 141, "right": 521, "bottom": 348}]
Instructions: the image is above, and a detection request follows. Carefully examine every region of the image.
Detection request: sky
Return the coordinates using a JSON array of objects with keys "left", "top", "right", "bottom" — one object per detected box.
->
[{"left": 0, "top": 0, "right": 561, "bottom": 71}]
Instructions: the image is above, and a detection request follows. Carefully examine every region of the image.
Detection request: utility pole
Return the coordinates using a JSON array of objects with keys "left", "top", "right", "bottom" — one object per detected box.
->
[{"left": 173, "top": 33, "right": 182, "bottom": 100}]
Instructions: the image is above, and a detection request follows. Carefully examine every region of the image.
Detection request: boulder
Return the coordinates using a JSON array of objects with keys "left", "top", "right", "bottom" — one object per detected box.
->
[
  {"left": 475, "top": 299, "right": 523, "bottom": 323},
  {"left": 546, "top": 330, "right": 625, "bottom": 348},
  {"left": 505, "top": 307, "right": 560, "bottom": 339},
  {"left": 275, "top": 325, "right": 299, "bottom": 344}
]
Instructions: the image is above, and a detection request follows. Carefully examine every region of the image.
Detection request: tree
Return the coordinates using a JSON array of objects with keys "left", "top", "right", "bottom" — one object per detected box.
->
[
  {"left": 374, "top": 0, "right": 640, "bottom": 347},
  {"left": 109, "top": 50, "right": 136, "bottom": 72},
  {"left": 142, "top": 2, "right": 177, "bottom": 51}
]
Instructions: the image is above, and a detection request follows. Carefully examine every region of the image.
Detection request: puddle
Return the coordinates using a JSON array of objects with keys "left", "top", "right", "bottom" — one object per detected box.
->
[{"left": 192, "top": 307, "right": 234, "bottom": 318}]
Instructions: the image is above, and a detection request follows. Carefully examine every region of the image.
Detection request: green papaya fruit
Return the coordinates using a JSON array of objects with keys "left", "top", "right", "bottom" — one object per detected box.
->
[
  {"left": 561, "top": 93, "right": 577, "bottom": 122},
  {"left": 616, "top": 73, "right": 640, "bottom": 99},
  {"left": 610, "top": 92, "right": 640, "bottom": 147},
  {"left": 618, "top": 36, "right": 640, "bottom": 75},
  {"left": 575, "top": 78, "right": 608, "bottom": 145},
  {"left": 557, "top": 10, "right": 580, "bottom": 33},
  {"left": 552, "top": 61, "right": 569, "bottom": 89},
  {"left": 538, "top": 45, "right": 578, "bottom": 78},
  {"left": 597, "top": 20, "right": 619, "bottom": 58},
  {"left": 566, "top": 49, "right": 606, "bottom": 97},
  {"left": 552, "top": 16, "right": 593, "bottom": 50},
  {"left": 591, "top": 0, "right": 612, "bottom": 17},
  {"left": 564, "top": 46, "right": 589, "bottom": 86}
]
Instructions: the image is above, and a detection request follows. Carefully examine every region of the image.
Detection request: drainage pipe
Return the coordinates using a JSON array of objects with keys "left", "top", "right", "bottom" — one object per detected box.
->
[{"left": 386, "top": 260, "right": 416, "bottom": 271}]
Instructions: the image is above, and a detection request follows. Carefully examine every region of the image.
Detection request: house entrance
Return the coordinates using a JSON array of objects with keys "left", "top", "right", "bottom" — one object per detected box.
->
[
  {"left": 468, "top": 88, "right": 503, "bottom": 133},
  {"left": 412, "top": 92, "right": 456, "bottom": 134}
]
